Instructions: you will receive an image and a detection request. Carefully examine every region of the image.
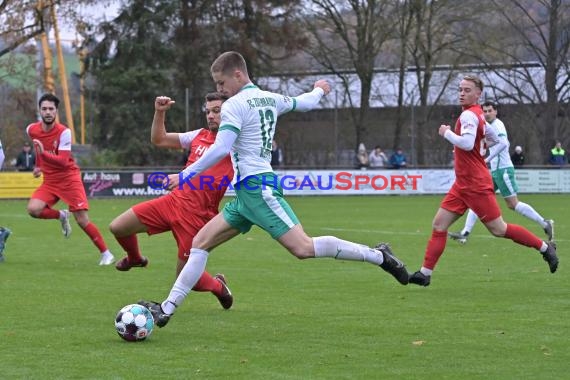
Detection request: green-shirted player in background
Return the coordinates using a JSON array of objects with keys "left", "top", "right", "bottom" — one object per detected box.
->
[
  {"left": 448, "top": 101, "right": 554, "bottom": 244},
  {"left": 139, "top": 51, "right": 409, "bottom": 327}
]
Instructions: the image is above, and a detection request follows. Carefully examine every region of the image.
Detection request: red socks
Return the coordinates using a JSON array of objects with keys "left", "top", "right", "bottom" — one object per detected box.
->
[
  {"left": 504, "top": 224, "right": 543, "bottom": 249},
  {"left": 116, "top": 235, "right": 143, "bottom": 262},
  {"left": 39, "top": 207, "right": 60, "bottom": 219},
  {"left": 115, "top": 235, "right": 221, "bottom": 294},
  {"left": 81, "top": 222, "right": 108, "bottom": 253},
  {"left": 422, "top": 230, "right": 448, "bottom": 270},
  {"left": 193, "top": 272, "right": 223, "bottom": 294}
]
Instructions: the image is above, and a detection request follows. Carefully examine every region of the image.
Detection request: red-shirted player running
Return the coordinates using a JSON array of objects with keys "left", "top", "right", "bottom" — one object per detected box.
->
[
  {"left": 27, "top": 93, "right": 115, "bottom": 265},
  {"left": 409, "top": 75, "right": 558, "bottom": 286},
  {"left": 108, "top": 93, "right": 234, "bottom": 309}
]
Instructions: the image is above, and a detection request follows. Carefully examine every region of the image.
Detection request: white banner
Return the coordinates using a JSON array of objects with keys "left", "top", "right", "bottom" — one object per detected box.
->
[
  {"left": 224, "top": 169, "right": 570, "bottom": 196},
  {"left": 515, "top": 169, "right": 570, "bottom": 193}
]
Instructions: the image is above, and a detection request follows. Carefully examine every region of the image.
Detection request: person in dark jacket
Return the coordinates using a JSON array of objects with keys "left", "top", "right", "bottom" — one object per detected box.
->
[
  {"left": 16, "top": 142, "right": 35, "bottom": 171},
  {"left": 511, "top": 145, "right": 525, "bottom": 167}
]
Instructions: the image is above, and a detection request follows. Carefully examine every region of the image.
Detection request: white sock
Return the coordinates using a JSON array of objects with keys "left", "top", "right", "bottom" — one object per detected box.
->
[
  {"left": 514, "top": 202, "right": 547, "bottom": 228},
  {"left": 539, "top": 241, "right": 548, "bottom": 253},
  {"left": 462, "top": 209, "right": 478, "bottom": 235},
  {"left": 313, "top": 236, "right": 383, "bottom": 265},
  {"left": 162, "top": 248, "right": 209, "bottom": 314},
  {"left": 420, "top": 267, "right": 433, "bottom": 276}
]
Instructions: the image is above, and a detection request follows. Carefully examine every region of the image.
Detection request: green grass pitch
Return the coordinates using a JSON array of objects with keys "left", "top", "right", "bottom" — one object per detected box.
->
[{"left": 0, "top": 195, "right": 568, "bottom": 379}]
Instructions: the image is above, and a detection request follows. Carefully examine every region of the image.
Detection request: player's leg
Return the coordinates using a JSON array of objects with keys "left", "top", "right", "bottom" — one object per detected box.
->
[
  {"left": 498, "top": 167, "right": 553, "bottom": 239},
  {"left": 504, "top": 195, "right": 554, "bottom": 241},
  {"left": 410, "top": 185, "right": 466, "bottom": 286},
  {"left": 27, "top": 186, "right": 71, "bottom": 237},
  {"left": 73, "top": 210, "right": 115, "bottom": 265},
  {"left": 177, "top": 255, "right": 234, "bottom": 310},
  {"left": 505, "top": 194, "right": 549, "bottom": 228},
  {"left": 140, "top": 213, "right": 240, "bottom": 327},
  {"left": 59, "top": 177, "right": 114, "bottom": 264},
  {"left": 511, "top": 199, "right": 554, "bottom": 241},
  {"left": 113, "top": 196, "right": 182, "bottom": 270},
  {"left": 409, "top": 207, "right": 462, "bottom": 286},
  {"left": 173, "top": 222, "right": 234, "bottom": 310},
  {"left": 275, "top": 224, "right": 408, "bottom": 284},
  {"left": 109, "top": 208, "right": 149, "bottom": 270},
  {"left": 494, "top": 168, "right": 551, "bottom": 239},
  {"left": 482, "top": 216, "right": 557, "bottom": 272},
  {"left": 0, "top": 226, "right": 12, "bottom": 261},
  {"left": 449, "top": 209, "right": 478, "bottom": 244},
  {"left": 234, "top": 178, "right": 408, "bottom": 284},
  {"left": 448, "top": 176, "right": 502, "bottom": 244},
  {"left": 475, "top": 191, "right": 558, "bottom": 274}
]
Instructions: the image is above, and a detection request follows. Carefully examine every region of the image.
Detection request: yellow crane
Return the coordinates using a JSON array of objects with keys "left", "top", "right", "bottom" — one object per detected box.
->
[{"left": 37, "top": 0, "right": 79, "bottom": 144}]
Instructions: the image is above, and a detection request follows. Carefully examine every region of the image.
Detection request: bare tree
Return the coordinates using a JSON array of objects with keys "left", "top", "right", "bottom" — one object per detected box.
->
[
  {"left": 0, "top": 0, "right": 46, "bottom": 57},
  {"left": 398, "top": 0, "right": 477, "bottom": 164},
  {"left": 207, "top": 0, "right": 306, "bottom": 80},
  {"left": 303, "top": 0, "right": 397, "bottom": 149},
  {"left": 391, "top": 0, "right": 415, "bottom": 154},
  {"left": 0, "top": 0, "right": 99, "bottom": 57},
  {"left": 469, "top": 0, "right": 570, "bottom": 162}
]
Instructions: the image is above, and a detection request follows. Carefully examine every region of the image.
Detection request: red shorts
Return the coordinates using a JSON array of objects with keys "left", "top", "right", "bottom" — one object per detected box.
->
[
  {"left": 32, "top": 177, "right": 89, "bottom": 212},
  {"left": 440, "top": 183, "right": 501, "bottom": 222},
  {"left": 132, "top": 195, "right": 211, "bottom": 260}
]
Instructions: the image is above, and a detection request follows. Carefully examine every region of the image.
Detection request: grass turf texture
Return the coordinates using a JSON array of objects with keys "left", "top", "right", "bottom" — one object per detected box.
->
[{"left": 0, "top": 195, "right": 568, "bottom": 379}]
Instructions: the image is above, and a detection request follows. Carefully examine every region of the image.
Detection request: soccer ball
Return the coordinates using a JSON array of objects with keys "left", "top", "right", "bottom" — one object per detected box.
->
[{"left": 115, "top": 304, "right": 154, "bottom": 342}]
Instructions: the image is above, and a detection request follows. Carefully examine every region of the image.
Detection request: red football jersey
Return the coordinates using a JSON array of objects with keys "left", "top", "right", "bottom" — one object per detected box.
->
[
  {"left": 27, "top": 122, "right": 80, "bottom": 183},
  {"left": 453, "top": 104, "right": 493, "bottom": 192},
  {"left": 173, "top": 128, "right": 234, "bottom": 219}
]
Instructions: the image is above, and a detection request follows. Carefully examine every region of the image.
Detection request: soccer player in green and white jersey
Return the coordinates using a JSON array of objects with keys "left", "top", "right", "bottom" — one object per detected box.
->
[
  {"left": 448, "top": 101, "right": 554, "bottom": 244},
  {"left": 139, "top": 51, "right": 409, "bottom": 327}
]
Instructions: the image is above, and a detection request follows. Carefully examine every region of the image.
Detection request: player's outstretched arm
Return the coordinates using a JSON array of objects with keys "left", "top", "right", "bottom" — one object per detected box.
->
[
  {"left": 294, "top": 79, "right": 330, "bottom": 112},
  {"left": 151, "top": 96, "right": 181, "bottom": 149}
]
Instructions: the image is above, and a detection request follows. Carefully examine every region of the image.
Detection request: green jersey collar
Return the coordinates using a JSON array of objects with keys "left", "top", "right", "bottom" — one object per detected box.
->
[{"left": 239, "top": 83, "right": 258, "bottom": 93}]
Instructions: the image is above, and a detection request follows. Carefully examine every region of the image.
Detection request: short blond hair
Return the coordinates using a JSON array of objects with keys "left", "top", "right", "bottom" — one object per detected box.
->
[
  {"left": 463, "top": 74, "right": 484, "bottom": 91},
  {"left": 211, "top": 51, "right": 248, "bottom": 76}
]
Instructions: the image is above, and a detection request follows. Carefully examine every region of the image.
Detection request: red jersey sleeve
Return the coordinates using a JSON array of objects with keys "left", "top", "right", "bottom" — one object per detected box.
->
[{"left": 40, "top": 150, "right": 73, "bottom": 168}]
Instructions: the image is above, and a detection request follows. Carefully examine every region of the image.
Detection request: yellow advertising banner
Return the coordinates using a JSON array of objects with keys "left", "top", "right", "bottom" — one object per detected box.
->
[{"left": 0, "top": 172, "right": 42, "bottom": 199}]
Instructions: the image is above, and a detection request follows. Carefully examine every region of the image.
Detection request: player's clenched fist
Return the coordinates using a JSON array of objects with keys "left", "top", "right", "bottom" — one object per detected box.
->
[
  {"left": 155, "top": 96, "right": 176, "bottom": 111},
  {"left": 439, "top": 124, "right": 451, "bottom": 137},
  {"left": 314, "top": 80, "right": 331, "bottom": 96}
]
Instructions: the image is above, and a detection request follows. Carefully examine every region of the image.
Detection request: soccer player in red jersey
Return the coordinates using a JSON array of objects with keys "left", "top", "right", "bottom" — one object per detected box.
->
[
  {"left": 409, "top": 75, "right": 558, "bottom": 286},
  {"left": 27, "top": 93, "right": 114, "bottom": 265},
  {"left": 108, "top": 92, "right": 234, "bottom": 309}
]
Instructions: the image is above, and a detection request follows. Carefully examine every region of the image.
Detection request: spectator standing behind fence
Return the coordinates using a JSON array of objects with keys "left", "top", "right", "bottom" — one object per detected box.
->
[
  {"left": 355, "top": 143, "right": 369, "bottom": 169},
  {"left": 369, "top": 146, "right": 388, "bottom": 168},
  {"left": 270, "top": 139, "right": 284, "bottom": 168},
  {"left": 390, "top": 148, "right": 407, "bottom": 169},
  {"left": 16, "top": 142, "right": 35, "bottom": 171},
  {"left": 511, "top": 145, "right": 525, "bottom": 167},
  {"left": 549, "top": 141, "right": 567, "bottom": 166}
]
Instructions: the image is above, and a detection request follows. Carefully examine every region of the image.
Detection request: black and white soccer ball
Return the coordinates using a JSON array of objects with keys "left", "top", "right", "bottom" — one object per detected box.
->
[{"left": 115, "top": 304, "right": 154, "bottom": 342}]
